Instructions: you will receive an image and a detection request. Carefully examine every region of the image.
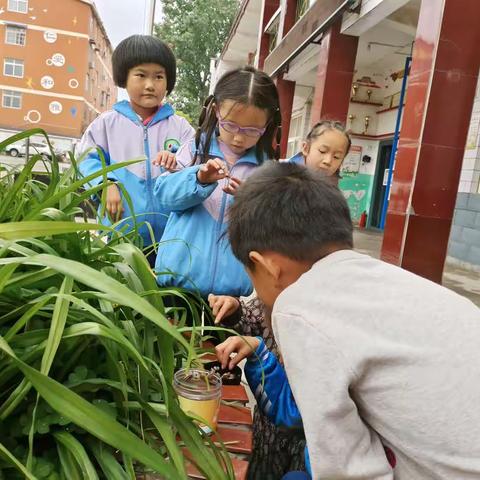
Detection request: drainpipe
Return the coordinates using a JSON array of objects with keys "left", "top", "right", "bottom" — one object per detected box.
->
[{"left": 379, "top": 55, "right": 412, "bottom": 230}]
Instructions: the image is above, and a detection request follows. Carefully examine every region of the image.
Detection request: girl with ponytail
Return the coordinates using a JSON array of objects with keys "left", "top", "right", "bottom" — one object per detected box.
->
[{"left": 152, "top": 66, "right": 281, "bottom": 299}]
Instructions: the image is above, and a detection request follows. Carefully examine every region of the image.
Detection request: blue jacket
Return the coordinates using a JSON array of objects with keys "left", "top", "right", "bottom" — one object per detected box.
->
[
  {"left": 77, "top": 100, "right": 194, "bottom": 247},
  {"left": 245, "top": 339, "right": 312, "bottom": 477},
  {"left": 153, "top": 136, "right": 261, "bottom": 298},
  {"left": 288, "top": 152, "right": 305, "bottom": 165}
]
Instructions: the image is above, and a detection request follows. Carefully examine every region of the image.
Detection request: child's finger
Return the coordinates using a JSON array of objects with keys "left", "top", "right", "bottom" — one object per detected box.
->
[
  {"left": 208, "top": 293, "right": 216, "bottom": 308},
  {"left": 208, "top": 159, "right": 226, "bottom": 175},
  {"left": 160, "top": 152, "right": 171, "bottom": 167},
  {"left": 153, "top": 152, "right": 163, "bottom": 166},
  {"left": 215, "top": 342, "right": 230, "bottom": 369},
  {"left": 158, "top": 152, "right": 167, "bottom": 166},
  {"left": 165, "top": 153, "right": 176, "bottom": 170},
  {"left": 215, "top": 301, "right": 232, "bottom": 324},
  {"left": 223, "top": 185, "right": 235, "bottom": 195},
  {"left": 215, "top": 338, "right": 240, "bottom": 369},
  {"left": 229, "top": 176, "right": 241, "bottom": 185},
  {"left": 211, "top": 298, "right": 222, "bottom": 317},
  {"left": 229, "top": 339, "right": 258, "bottom": 369}
]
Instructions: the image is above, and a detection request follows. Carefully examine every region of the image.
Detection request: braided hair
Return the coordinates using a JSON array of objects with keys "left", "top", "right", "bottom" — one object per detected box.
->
[{"left": 194, "top": 66, "right": 282, "bottom": 165}]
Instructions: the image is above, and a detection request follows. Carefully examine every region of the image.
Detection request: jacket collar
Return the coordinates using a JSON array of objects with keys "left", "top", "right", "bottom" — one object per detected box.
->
[{"left": 113, "top": 100, "right": 175, "bottom": 126}]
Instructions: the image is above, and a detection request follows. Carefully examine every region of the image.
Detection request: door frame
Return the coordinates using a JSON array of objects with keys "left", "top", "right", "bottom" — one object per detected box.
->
[{"left": 368, "top": 138, "right": 394, "bottom": 229}]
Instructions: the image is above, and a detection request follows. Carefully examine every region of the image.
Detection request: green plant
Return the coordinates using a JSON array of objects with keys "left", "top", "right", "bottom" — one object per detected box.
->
[{"left": 0, "top": 129, "right": 234, "bottom": 479}]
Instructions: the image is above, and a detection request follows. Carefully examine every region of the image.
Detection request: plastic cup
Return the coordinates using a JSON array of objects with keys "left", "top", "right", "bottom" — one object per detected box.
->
[{"left": 173, "top": 368, "right": 222, "bottom": 431}]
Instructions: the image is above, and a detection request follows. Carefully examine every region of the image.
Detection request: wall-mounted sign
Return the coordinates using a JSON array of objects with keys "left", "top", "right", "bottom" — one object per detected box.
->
[
  {"left": 46, "top": 53, "right": 65, "bottom": 67},
  {"left": 44, "top": 31, "right": 57, "bottom": 43},
  {"left": 24, "top": 110, "right": 42, "bottom": 124},
  {"left": 341, "top": 145, "right": 362, "bottom": 174},
  {"left": 40, "top": 75, "right": 54, "bottom": 89},
  {"left": 49, "top": 101, "right": 63, "bottom": 114}
]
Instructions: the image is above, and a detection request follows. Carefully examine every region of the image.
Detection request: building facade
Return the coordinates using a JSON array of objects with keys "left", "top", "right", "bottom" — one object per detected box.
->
[
  {"left": 212, "top": 0, "right": 480, "bottom": 275},
  {"left": 0, "top": 0, "right": 116, "bottom": 152}
]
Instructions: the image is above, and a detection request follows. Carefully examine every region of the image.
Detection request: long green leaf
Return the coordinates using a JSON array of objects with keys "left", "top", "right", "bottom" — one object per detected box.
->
[
  {"left": 145, "top": 405, "right": 187, "bottom": 476},
  {"left": 53, "top": 431, "right": 99, "bottom": 480},
  {"left": 0, "top": 336, "right": 180, "bottom": 479},
  {"left": 41, "top": 276, "right": 73, "bottom": 374},
  {"left": 0, "top": 254, "right": 190, "bottom": 350},
  {"left": 56, "top": 442, "right": 82, "bottom": 480},
  {"left": 88, "top": 441, "right": 129, "bottom": 480},
  {"left": 0, "top": 159, "right": 35, "bottom": 221},
  {"left": 24, "top": 159, "right": 143, "bottom": 220},
  {"left": 0, "top": 441, "right": 38, "bottom": 480},
  {"left": 0, "top": 222, "right": 106, "bottom": 240}
]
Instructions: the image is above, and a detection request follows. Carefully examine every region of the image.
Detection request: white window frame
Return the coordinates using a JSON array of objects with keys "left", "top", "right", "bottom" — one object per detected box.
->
[
  {"left": 7, "top": 0, "right": 28, "bottom": 14},
  {"left": 4, "top": 58, "right": 24, "bottom": 78},
  {"left": 2, "top": 90, "right": 22, "bottom": 109},
  {"left": 5, "top": 25, "right": 26, "bottom": 46},
  {"left": 286, "top": 114, "right": 305, "bottom": 158}
]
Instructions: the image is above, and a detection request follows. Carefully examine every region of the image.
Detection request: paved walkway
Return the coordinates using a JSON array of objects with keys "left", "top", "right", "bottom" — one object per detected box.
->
[{"left": 353, "top": 228, "right": 480, "bottom": 307}]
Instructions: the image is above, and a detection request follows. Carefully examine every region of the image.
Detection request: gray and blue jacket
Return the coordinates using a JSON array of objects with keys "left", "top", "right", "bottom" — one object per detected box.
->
[{"left": 77, "top": 100, "right": 194, "bottom": 247}]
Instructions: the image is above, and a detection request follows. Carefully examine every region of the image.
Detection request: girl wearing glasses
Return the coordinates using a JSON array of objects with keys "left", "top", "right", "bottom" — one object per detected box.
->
[{"left": 152, "top": 66, "right": 281, "bottom": 303}]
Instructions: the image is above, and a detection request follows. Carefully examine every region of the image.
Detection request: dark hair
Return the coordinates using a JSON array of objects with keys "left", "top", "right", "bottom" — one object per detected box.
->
[
  {"left": 306, "top": 119, "right": 352, "bottom": 153},
  {"left": 112, "top": 35, "right": 176, "bottom": 93},
  {"left": 305, "top": 120, "right": 351, "bottom": 179},
  {"left": 195, "top": 66, "right": 281, "bottom": 165},
  {"left": 228, "top": 162, "right": 353, "bottom": 268}
]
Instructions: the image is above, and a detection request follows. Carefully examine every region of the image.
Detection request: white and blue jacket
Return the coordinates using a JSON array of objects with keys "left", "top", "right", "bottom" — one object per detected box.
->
[
  {"left": 153, "top": 136, "right": 262, "bottom": 298},
  {"left": 77, "top": 100, "right": 194, "bottom": 247}
]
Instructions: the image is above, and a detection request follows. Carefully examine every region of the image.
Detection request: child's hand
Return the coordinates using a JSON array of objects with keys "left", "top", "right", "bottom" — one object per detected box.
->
[
  {"left": 106, "top": 183, "right": 124, "bottom": 221},
  {"left": 223, "top": 176, "right": 242, "bottom": 196},
  {"left": 208, "top": 294, "right": 240, "bottom": 324},
  {"left": 215, "top": 336, "right": 260, "bottom": 370},
  {"left": 153, "top": 150, "right": 177, "bottom": 171},
  {"left": 197, "top": 159, "right": 228, "bottom": 184}
]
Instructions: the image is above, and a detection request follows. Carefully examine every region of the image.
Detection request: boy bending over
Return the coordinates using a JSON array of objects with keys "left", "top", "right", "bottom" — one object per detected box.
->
[{"left": 217, "top": 162, "right": 480, "bottom": 480}]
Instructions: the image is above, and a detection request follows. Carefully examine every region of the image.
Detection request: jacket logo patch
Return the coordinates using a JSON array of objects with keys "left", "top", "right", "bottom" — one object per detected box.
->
[{"left": 164, "top": 138, "right": 180, "bottom": 153}]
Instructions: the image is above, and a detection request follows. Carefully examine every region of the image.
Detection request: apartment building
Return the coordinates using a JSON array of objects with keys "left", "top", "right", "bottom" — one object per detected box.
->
[{"left": 0, "top": 0, "right": 116, "bottom": 151}]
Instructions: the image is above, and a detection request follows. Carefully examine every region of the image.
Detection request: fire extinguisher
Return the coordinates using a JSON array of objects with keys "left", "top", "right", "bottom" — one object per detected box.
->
[{"left": 359, "top": 210, "right": 367, "bottom": 229}]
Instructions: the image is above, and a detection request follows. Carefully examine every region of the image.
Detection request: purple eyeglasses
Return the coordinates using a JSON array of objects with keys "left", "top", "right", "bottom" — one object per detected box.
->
[{"left": 216, "top": 113, "right": 266, "bottom": 138}]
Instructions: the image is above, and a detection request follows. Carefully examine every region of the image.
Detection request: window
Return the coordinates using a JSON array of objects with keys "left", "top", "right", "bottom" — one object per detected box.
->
[
  {"left": 2, "top": 90, "right": 22, "bottom": 109},
  {"left": 3, "top": 58, "right": 24, "bottom": 77},
  {"left": 268, "top": 23, "right": 278, "bottom": 53},
  {"left": 5, "top": 26, "right": 26, "bottom": 46},
  {"left": 266, "top": 16, "right": 280, "bottom": 54},
  {"left": 7, "top": 0, "right": 28, "bottom": 13},
  {"left": 286, "top": 115, "right": 304, "bottom": 158},
  {"left": 295, "top": 0, "right": 309, "bottom": 22}
]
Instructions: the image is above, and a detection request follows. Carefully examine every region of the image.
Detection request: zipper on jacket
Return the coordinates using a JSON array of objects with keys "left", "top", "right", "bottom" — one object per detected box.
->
[
  {"left": 143, "top": 125, "right": 156, "bottom": 232},
  {"left": 208, "top": 162, "right": 239, "bottom": 294}
]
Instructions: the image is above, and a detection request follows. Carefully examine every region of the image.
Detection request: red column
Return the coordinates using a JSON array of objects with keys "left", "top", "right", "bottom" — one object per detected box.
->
[
  {"left": 277, "top": 75, "right": 295, "bottom": 158},
  {"left": 310, "top": 18, "right": 358, "bottom": 125},
  {"left": 281, "top": 0, "right": 297, "bottom": 37},
  {"left": 257, "top": 0, "right": 280, "bottom": 70},
  {"left": 381, "top": 0, "right": 480, "bottom": 282}
]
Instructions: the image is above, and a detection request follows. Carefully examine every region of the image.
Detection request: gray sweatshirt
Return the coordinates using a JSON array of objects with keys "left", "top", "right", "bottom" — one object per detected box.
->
[{"left": 272, "top": 249, "right": 480, "bottom": 480}]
